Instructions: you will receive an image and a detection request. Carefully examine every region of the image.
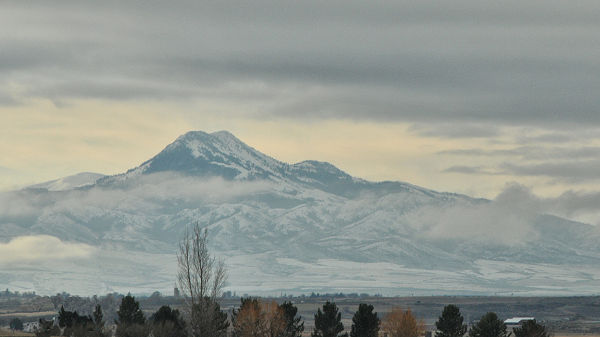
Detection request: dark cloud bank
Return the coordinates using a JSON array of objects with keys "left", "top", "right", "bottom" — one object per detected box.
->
[{"left": 2, "top": 0, "right": 600, "bottom": 129}]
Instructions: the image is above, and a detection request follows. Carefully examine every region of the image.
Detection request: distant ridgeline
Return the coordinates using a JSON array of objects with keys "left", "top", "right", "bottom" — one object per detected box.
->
[{"left": 2, "top": 130, "right": 600, "bottom": 296}]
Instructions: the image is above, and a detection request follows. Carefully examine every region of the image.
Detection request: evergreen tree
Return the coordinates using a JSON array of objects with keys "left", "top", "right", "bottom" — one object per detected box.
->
[
  {"left": 280, "top": 301, "right": 305, "bottom": 337},
  {"left": 58, "top": 306, "right": 71, "bottom": 328},
  {"left": 93, "top": 304, "right": 104, "bottom": 327},
  {"left": 469, "top": 313, "right": 508, "bottom": 337},
  {"left": 193, "top": 298, "right": 229, "bottom": 337},
  {"left": 435, "top": 305, "right": 467, "bottom": 337},
  {"left": 312, "top": 301, "right": 348, "bottom": 337},
  {"left": 150, "top": 305, "right": 186, "bottom": 337},
  {"left": 350, "top": 303, "right": 380, "bottom": 337},
  {"left": 513, "top": 320, "right": 550, "bottom": 337},
  {"left": 92, "top": 304, "right": 107, "bottom": 337},
  {"left": 58, "top": 306, "right": 94, "bottom": 337},
  {"left": 116, "top": 294, "right": 147, "bottom": 337},
  {"left": 117, "top": 294, "right": 145, "bottom": 325},
  {"left": 35, "top": 319, "right": 60, "bottom": 337},
  {"left": 9, "top": 318, "right": 23, "bottom": 331}
]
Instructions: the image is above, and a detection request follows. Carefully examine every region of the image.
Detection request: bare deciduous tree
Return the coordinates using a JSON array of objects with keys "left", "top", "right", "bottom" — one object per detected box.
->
[{"left": 177, "top": 223, "right": 228, "bottom": 337}]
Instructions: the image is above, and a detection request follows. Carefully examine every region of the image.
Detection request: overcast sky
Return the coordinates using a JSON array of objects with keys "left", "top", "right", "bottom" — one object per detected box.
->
[{"left": 2, "top": 1, "right": 600, "bottom": 223}]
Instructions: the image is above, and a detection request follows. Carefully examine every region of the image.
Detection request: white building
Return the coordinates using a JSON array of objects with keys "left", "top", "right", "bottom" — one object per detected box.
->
[
  {"left": 504, "top": 317, "right": 535, "bottom": 335},
  {"left": 23, "top": 321, "right": 40, "bottom": 333}
]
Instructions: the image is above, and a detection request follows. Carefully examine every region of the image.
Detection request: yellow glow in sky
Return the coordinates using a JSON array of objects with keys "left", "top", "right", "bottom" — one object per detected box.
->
[{"left": 0, "top": 98, "right": 588, "bottom": 201}]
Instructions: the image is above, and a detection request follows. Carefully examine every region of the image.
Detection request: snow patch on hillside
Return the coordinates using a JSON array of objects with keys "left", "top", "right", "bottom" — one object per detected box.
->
[{"left": 27, "top": 172, "right": 105, "bottom": 191}]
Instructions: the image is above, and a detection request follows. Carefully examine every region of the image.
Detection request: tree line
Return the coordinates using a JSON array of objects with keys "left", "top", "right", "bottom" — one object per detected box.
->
[{"left": 31, "top": 296, "right": 550, "bottom": 337}]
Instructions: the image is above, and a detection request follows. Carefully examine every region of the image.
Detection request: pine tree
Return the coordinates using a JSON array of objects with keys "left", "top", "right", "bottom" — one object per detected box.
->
[
  {"left": 117, "top": 295, "right": 145, "bottom": 325},
  {"left": 58, "top": 306, "right": 71, "bottom": 328},
  {"left": 35, "top": 319, "right": 60, "bottom": 337},
  {"left": 513, "top": 320, "right": 550, "bottom": 337},
  {"left": 280, "top": 301, "right": 305, "bottom": 337},
  {"left": 350, "top": 303, "right": 380, "bottom": 337},
  {"left": 150, "top": 305, "right": 186, "bottom": 337},
  {"left": 436, "top": 305, "right": 467, "bottom": 337},
  {"left": 312, "top": 301, "right": 348, "bottom": 337},
  {"left": 116, "top": 294, "right": 147, "bottom": 337},
  {"left": 92, "top": 305, "right": 107, "bottom": 337},
  {"left": 193, "top": 298, "right": 229, "bottom": 337},
  {"left": 58, "top": 306, "right": 94, "bottom": 337},
  {"left": 469, "top": 313, "right": 508, "bottom": 337}
]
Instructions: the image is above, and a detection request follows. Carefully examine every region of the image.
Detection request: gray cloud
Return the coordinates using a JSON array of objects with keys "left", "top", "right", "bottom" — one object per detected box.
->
[
  {"left": 413, "top": 183, "right": 600, "bottom": 244},
  {"left": 496, "top": 183, "right": 600, "bottom": 225},
  {"left": 550, "top": 190, "right": 600, "bottom": 222},
  {"left": 0, "top": 166, "right": 14, "bottom": 174},
  {"left": 443, "top": 166, "right": 498, "bottom": 175},
  {"left": 515, "top": 133, "right": 579, "bottom": 144},
  {"left": 440, "top": 142, "right": 600, "bottom": 183},
  {"left": 410, "top": 123, "right": 501, "bottom": 138},
  {"left": 440, "top": 146, "right": 600, "bottom": 161},
  {"left": 0, "top": 173, "right": 271, "bottom": 220},
  {"left": 443, "top": 159, "right": 600, "bottom": 183},
  {"left": 1, "top": 1, "right": 600, "bottom": 128},
  {"left": 500, "top": 160, "right": 600, "bottom": 182},
  {"left": 412, "top": 184, "right": 541, "bottom": 245}
]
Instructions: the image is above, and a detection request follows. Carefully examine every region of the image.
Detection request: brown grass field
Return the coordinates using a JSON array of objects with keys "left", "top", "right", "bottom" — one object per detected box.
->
[{"left": 0, "top": 328, "right": 34, "bottom": 337}]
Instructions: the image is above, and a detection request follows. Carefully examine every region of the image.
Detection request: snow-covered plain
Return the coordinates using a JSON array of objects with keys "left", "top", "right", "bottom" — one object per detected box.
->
[{"left": 1, "top": 131, "right": 599, "bottom": 296}]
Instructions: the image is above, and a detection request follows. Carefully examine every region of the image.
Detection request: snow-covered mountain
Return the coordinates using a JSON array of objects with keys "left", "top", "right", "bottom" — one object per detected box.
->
[{"left": 1, "top": 131, "right": 599, "bottom": 296}]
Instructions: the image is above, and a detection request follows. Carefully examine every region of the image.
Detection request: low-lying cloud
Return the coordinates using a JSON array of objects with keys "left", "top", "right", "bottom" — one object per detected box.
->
[
  {"left": 412, "top": 184, "right": 540, "bottom": 245},
  {"left": 0, "top": 173, "right": 272, "bottom": 232},
  {"left": 412, "top": 183, "right": 600, "bottom": 245},
  {"left": 0, "top": 235, "right": 95, "bottom": 264}
]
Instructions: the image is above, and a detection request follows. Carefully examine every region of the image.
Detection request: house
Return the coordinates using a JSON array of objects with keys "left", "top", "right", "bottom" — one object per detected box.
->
[
  {"left": 504, "top": 317, "right": 535, "bottom": 335},
  {"left": 23, "top": 321, "right": 40, "bottom": 333}
]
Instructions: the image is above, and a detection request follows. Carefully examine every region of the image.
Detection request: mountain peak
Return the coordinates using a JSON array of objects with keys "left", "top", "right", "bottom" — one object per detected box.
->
[
  {"left": 210, "top": 130, "right": 237, "bottom": 139},
  {"left": 172, "top": 130, "right": 248, "bottom": 157},
  {"left": 107, "top": 130, "right": 362, "bottom": 195},
  {"left": 128, "top": 130, "right": 285, "bottom": 180},
  {"left": 175, "top": 130, "right": 239, "bottom": 143}
]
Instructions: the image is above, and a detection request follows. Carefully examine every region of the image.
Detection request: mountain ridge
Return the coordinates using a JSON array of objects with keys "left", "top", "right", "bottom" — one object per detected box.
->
[
  {"left": 2, "top": 130, "right": 599, "bottom": 296},
  {"left": 26, "top": 172, "right": 106, "bottom": 191},
  {"left": 97, "top": 130, "right": 452, "bottom": 199}
]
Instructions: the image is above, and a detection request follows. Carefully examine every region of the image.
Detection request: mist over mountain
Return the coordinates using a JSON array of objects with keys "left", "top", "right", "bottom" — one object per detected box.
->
[
  {"left": 1, "top": 131, "right": 599, "bottom": 296},
  {"left": 27, "top": 172, "right": 105, "bottom": 191}
]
